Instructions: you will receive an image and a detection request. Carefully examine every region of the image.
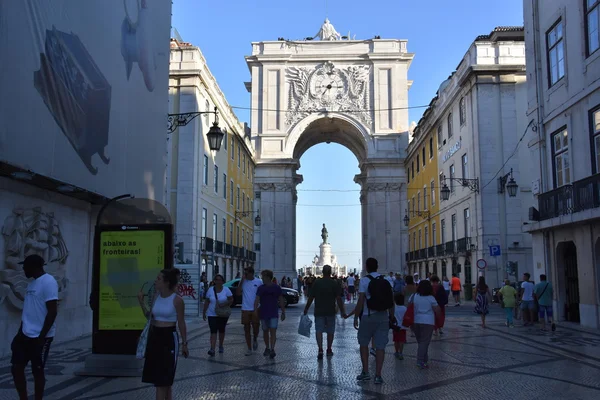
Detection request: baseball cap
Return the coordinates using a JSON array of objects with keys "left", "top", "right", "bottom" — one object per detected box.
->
[{"left": 18, "top": 254, "right": 46, "bottom": 268}]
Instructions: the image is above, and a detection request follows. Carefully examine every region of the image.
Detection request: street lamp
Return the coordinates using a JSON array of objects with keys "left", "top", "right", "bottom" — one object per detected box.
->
[
  {"left": 498, "top": 168, "right": 519, "bottom": 197},
  {"left": 167, "top": 106, "right": 225, "bottom": 151},
  {"left": 441, "top": 183, "right": 451, "bottom": 201},
  {"left": 440, "top": 175, "right": 480, "bottom": 201},
  {"left": 235, "top": 210, "right": 262, "bottom": 227},
  {"left": 254, "top": 214, "right": 261, "bottom": 227},
  {"left": 403, "top": 211, "right": 409, "bottom": 226}
]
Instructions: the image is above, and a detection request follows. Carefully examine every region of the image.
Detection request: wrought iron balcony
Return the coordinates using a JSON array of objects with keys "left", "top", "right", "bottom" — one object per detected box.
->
[
  {"left": 215, "top": 240, "right": 223, "bottom": 254},
  {"left": 538, "top": 173, "right": 600, "bottom": 221},
  {"left": 419, "top": 248, "right": 427, "bottom": 259},
  {"left": 201, "top": 237, "right": 214, "bottom": 252},
  {"left": 428, "top": 246, "right": 435, "bottom": 258},
  {"left": 225, "top": 243, "right": 232, "bottom": 256},
  {"left": 444, "top": 240, "right": 455, "bottom": 255},
  {"left": 456, "top": 237, "right": 471, "bottom": 253},
  {"left": 435, "top": 244, "right": 444, "bottom": 256}
]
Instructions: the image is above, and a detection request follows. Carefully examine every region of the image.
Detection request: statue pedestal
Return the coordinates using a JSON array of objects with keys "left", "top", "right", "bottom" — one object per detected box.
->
[{"left": 319, "top": 243, "right": 332, "bottom": 265}]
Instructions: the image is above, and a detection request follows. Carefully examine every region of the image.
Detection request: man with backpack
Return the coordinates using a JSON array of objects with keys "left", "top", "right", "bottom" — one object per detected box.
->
[{"left": 348, "top": 257, "right": 394, "bottom": 385}]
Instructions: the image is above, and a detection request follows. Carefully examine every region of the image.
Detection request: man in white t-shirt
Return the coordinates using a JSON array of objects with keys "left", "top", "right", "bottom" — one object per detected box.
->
[
  {"left": 237, "top": 267, "right": 263, "bottom": 355},
  {"left": 385, "top": 272, "right": 394, "bottom": 286},
  {"left": 11, "top": 254, "right": 58, "bottom": 400},
  {"left": 347, "top": 274, "right": 356, "bottom": 300},
  {"left": 519, "top": 272, "right": 535, "bottom": 326}
]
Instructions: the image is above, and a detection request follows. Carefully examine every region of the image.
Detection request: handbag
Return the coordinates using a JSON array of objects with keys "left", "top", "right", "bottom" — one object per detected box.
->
[
  {"left": 402, "top": 294, "right": 416, "bottom": 327},
  {"left": 214, "top": 287, "right": 232, "bottom": 318},
  {"left": 136, "top": 295, "right": 156, "bottom": 360}
]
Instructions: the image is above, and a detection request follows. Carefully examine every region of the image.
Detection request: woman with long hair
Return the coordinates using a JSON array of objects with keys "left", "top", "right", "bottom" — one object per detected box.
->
[
  {"left": 138, "top": 268, "right": 188, "bottom": 400},
  {"left": 412, "top": 280, "right": 441, "bottom": 369},
  {"left": 474, "top": 275, "right": 491, "bottom": 328},
  {"left": 202, "top": 274, "right": 233, "bottom": 356},
  {"left": 430, "top": 275, "right": 448, "bottom": 335}
]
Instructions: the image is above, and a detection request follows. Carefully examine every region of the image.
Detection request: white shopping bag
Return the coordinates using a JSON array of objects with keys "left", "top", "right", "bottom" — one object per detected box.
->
[{"left": 298, "top": 314, "right": 312, "bottom": 338}]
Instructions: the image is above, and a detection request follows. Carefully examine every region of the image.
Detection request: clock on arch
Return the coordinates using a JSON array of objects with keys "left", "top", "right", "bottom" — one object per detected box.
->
[{"left": 309, "top": 62, "right": 347, "bottom": 103}]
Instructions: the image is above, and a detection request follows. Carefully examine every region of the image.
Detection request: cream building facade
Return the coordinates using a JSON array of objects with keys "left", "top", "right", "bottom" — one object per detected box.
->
[
  {"left": 168, "top": 39, "right": 255, "bottom": 283},
  {"left": 407, "top": 27, "right": 536, "bottom": 291},
  {"left": 524, "top": 0, "right": 600, "bottom": 329}
]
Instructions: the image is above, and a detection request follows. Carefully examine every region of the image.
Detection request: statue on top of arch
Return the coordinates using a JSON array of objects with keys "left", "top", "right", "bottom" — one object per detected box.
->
[{"left": 314, "top": 18, "right": 341, "bottom": 41}]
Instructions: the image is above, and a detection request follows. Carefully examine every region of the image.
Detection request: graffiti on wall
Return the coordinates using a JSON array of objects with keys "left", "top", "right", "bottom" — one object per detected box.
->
[
  {"left": 1, "top": 207, "right": 69, "bottom": 309},
  {"left": 177, "top": 268, "right": 197, "bottom": 299}
]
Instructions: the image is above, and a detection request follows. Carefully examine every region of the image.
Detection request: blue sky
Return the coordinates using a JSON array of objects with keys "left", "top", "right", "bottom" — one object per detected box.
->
[{"left": 171, "top": 0, "right": 524, "bottom": 272}]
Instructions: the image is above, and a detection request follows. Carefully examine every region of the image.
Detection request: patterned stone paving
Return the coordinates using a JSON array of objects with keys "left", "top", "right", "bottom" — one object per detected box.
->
[{"left": 1, "top": 301, "right": 600, "bottom": 399}]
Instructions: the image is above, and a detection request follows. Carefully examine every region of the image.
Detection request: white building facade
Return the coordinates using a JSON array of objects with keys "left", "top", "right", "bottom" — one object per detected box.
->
[
  {"left": 409, "top": 27, "right": 536, "bottom": 291},
  {"left": 524, "top": 0, "right": 600, "bottom": 329},
  {"left": 168, "top": 39, "right": 255, "bottom": 287}
]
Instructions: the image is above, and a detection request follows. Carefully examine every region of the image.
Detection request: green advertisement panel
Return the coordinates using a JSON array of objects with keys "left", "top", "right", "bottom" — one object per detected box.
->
[{"left": 98, "top": 230, "right": 165, "bottom": 330}]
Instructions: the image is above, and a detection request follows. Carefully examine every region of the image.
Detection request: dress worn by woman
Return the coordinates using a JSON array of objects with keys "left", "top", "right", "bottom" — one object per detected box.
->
[
  {"left": 142, "top": 293, "right": 179, "bottom": 387},
  {"left": 474, "top": 286, "right": 489, "bottom": 315}
]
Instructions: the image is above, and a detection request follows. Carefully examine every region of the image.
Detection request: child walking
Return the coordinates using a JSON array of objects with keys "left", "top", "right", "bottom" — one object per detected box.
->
[
  {"left": 253, "top": 269, "right": 286, "bottom": 359},
  {"left": 392, "top": 292, "right": 408, "bottom": 360}
]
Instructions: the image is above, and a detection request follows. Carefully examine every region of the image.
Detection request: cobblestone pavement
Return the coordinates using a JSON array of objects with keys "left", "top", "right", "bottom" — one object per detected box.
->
[{"left": 2, "top": 299, "right": 600, "bottom": 399}]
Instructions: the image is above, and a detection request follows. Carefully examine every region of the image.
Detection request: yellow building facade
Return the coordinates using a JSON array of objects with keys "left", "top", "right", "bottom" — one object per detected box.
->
[{"left": 405, "top": 114, "right": 443, "bottom": 279}]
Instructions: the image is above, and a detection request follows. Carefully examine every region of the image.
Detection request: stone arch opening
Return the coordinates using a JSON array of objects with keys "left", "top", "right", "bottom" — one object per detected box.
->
[{"left": 556, "top": 241, "right": 580, "bottom": 323}]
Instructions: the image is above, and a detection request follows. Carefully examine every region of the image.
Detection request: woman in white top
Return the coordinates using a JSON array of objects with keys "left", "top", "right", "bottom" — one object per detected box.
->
[
  {"left": 138, "top": 268, "right": 188, "bottom": 400},
  {"left": 412, "top": 280, "right": 441, "bottom": 369},
  {"left": 202, "top": 274, "right": 233, "bottom": 356},
  {"left": 442, "top": 276, "right": 451, "bottom": 301}
]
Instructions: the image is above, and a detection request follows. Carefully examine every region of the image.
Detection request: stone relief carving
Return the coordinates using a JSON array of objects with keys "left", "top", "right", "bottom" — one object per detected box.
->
[
  {"left": 1, "top": 207, "right": 69, "bottom": 310},
  {"left": 364, "top": 183, "right": 403, "bottom": 191},
  {"left": 286, "top": 61, "right": 372, "bottom": 129}
]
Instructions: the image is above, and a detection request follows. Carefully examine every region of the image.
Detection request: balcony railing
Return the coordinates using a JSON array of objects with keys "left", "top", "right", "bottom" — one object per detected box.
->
[
  {"left": 428, "top": 246, "right": 435, "bottom": 258},
  {"left": 419, "top": 248, "right": 427, "bottom": 259},
  {"left": 538, "top": 173, "right": 600, "bottom": 221},
  {"left": 225, "top": 243, "right": 232, "bottom": 256},
  {"left": 435, "top": 244, "right": 444, "bottom": 256},
  {"left": 215, "top": 240, "right": 223, "bottom": 254},
  {"left": 456, "top": 237, "right": 471, "bottom": 253},
  {"left": 444, "top": 240, "right": 455, "bottom": 255},
  {"left": 202, "top": 239, "right": 255, "bottom": 262}
]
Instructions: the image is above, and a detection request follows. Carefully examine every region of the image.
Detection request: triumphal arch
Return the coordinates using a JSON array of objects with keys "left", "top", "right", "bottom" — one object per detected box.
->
[{"left": 245, "top": 20, "right": 414, "bottom": 277}]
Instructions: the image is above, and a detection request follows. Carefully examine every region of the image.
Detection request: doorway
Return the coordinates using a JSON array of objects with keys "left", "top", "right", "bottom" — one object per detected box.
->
[{"left": 558, "top": 241, "right": 580, "bottom": 323}]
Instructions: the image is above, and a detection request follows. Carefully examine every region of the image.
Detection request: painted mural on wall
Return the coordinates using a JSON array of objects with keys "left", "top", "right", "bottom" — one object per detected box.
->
[{"left": 1, "top": 207, "right": 69, "bottom": 309}]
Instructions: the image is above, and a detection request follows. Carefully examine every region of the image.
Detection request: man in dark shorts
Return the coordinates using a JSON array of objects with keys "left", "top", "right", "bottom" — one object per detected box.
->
[
  {"left": 347, "top": 273, "right": 356, "bottom": 300},
  {"left": 11, "top": 254, "right": 58, "bottom": 400}
]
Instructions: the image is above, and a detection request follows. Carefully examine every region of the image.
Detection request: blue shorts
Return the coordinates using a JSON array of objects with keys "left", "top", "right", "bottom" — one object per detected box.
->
[
  {"left": 520, "top": 300, "right": 535, "bottom": 310},
  {"left": 315, "top": 316, "right": 336, "bottom": 334},
  {"left": 538, "top": 305, "right": 553, "bottom": 318},
  {"left": 261, "top": 318, "right": 278, "bottom": 330},
  {"left": 357, "top": 311, "right": 389, "bottom": 350}
]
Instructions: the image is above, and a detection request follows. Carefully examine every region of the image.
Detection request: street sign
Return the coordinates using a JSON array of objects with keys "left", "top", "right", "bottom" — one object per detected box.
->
[
  {"left": 476, "top": 259, "right": 487, "bottom": 270},
  {"left": 489, "top": 245, "right": 501, "bottom": 257}
]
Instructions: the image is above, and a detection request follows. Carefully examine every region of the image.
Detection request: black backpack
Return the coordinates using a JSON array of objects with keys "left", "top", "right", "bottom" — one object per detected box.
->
[{"left": 366, "top": 275, "right": 394, "bottom": 313}]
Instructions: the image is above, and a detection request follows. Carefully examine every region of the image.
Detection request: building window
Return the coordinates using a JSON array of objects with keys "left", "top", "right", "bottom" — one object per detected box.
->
[
  {"left": 222, "top": 218, "right": 226, "bottom": 243},
  {"left": 242, "top": 193, "right": 245, "bottom": 211},
  {"left": 429, "top": 137, "right": 433, "bottom": 159},
  {"left": 418, "top": 229, "right": 422, "bottom": 249},
  {"left": 411, "top": 196, "right": 415, "bottom": 214},
  {"left": 449, "top": 164, "right": 455, "bottom": 192},
  {"left": 242, "top": 228, "right": 245, "bottom": 248},
  {"left": 408, "top": 168, "right": 410, "bottom": 184},
  {"left": 243, "top": 154, "right": 246, "bottom": 174},
  {"left": 231, "top": 138, "right": 235, "bottom": 160},
  {"left": 214, "top": 165, "right": 219, "bottom": 193},
  {"left": 461, "top": 154, "right": 468, "bottom": 179},
  {"left": 451, "top": 214, "right": 457, "bottom": 241},
  {"left": 423, "top": 186, "right": 428, "bottom": 209},
  {"left": 439, "top": 173, "right": 444, "bottom": 202},
  {"left": 408, "top": 199, "right": 411, "bottom": 215},
  {"left": 437, "top": 125, "right": 443, "bottom": 147},
  {"left": 441, "top": 219, "right": 446, "bottom": 243},
  {"left": 425, "top": 226, "right": 429, "bottom": 248},
  {"left": 459, "top": 97, "right": 466, "bottom": 126},
  {"left": 237, "top": 187, "right": 240, "bottom": 210},
  {"left": 223, "top": 128, "right": 227, "bottom": 151},
  {"left": 237, "top": 226, "right": 240, "bottom": 246},
  {"left": 212, "top": 214, "right": 217, "bottom": 240},
  {"left": 413, "top": 233, "right": 416, "bottom": 252},
  {"left": 417, "top": 192, "right": 421, "bottom": 211},
  {"left": 547, "top": 20, "right": 565, "bottom": 86},
  {"left": 431, "top": 180, "right": 435, "bottom": 206},
  {"left": 551, "top": 128, "right": 570, "bottom": 187},
  {"left": 416, "top": 155, "right": 420, "bottom": 173},
  {"left": 251, "top": 200, "right": 254, "bottom": 212},
  {"left": 432, "top": 222, "right": 437, "bottom": 246},
  {"left": 229, "top": 222, "right": 233, "bottom": 244},
  {"left": 238, "top": 146, "right": 241, "bottom": 168},
  {"left": 447, "top": 113, "right": 453, "bottom": 138},
  {"left": 203, "top": 155, "right": 208, "bottom": 185},
  {"left": 202, "top": 208, "right": 207, "bottom": 238},
  {"left": 223, "top": 173, "right": 227, "bottom": 199},
  {"left": 422, "top": 148, "right": 426, "bottom": 167},
  {"left": 230, "top": 180, "right": 234, "bottom": 205},
  {"left": 591, "top": 107, "right": 600, "bottom": 173},
  {"left": 586, "top": 0, "right": 600, "bottom": 56},
  {"left": 463, "top": 208, "right": 470, "bottom": 237},
  {"left": 411, "top": 162, "right": 415, "bottom": 179}
]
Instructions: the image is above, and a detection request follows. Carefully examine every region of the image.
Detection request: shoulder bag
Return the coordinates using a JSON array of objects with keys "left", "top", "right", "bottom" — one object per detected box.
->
[
  {"left": 214, "top": 287, "right": 232, "bottom": 318},
  {"left": 136, "top": 295, "right": 156, "bottom": 360}
]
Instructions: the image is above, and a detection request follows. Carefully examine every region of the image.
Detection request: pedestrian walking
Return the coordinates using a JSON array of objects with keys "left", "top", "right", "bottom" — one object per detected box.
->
[
  {"left": 431, "top": 276, "right": 448, "bottom": 334},
  {"left": 519, "top": 273, "right": 535, "bottom": 326},
  {"left": 412, "top": 280, "right": 441, "bottom": 369},
  {"left": 10, "top": 254, "right": 58, "bottom": 400},
  {"left": 498, "top": 279, "right": 517, "bottom": 327},
  {"left": 349, "top": 257, "right": 394, "bottom": 385},
  {"left": 534, "top": 274, "right": 555, "bottom": 331},
  {"left": 474, "top": 276, "right": 491, "bottom": 328},
  {"left": 139, "top": 268, "right": 189, "bottom": 400},
  {"left": 303, "top": 265, "right": 347, "bottom": 360},
  {"left": 202, "top": 274, "right": 233, "bottom": 356},
  {"left": 442, "top": 276, "right": 450, "bottom": 304},
  {"left": 236, "top": 267, "right": 263, "bottom": 355},
  {"left": 392, "top": 292, "right": 408, "bottom": 360},
  {"left": 451, "top": 273, "right": 462, "bottom": 306},
  {"left": 385, "top": 272, "right": 395, "bottom": 286},
  {"left": 403, "top": 275, "right": 417, "bottom": 304},
  {"left": 347, "top": 273, "right": 356, "bottom": 301},
  {"left": 393, "top": 273, "right": 405, "bottom": 294},
  {"left": 254, "top": 269, "right": 286, "bottom": 359}
]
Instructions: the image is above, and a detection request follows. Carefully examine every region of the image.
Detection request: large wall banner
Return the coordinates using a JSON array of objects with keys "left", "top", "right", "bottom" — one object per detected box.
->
[
  {"left": 98, "top": 230, "right": 165, "bottom": 330},
  {"left": 0, "top": 0, "right": 171, "bottom": 200}
]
